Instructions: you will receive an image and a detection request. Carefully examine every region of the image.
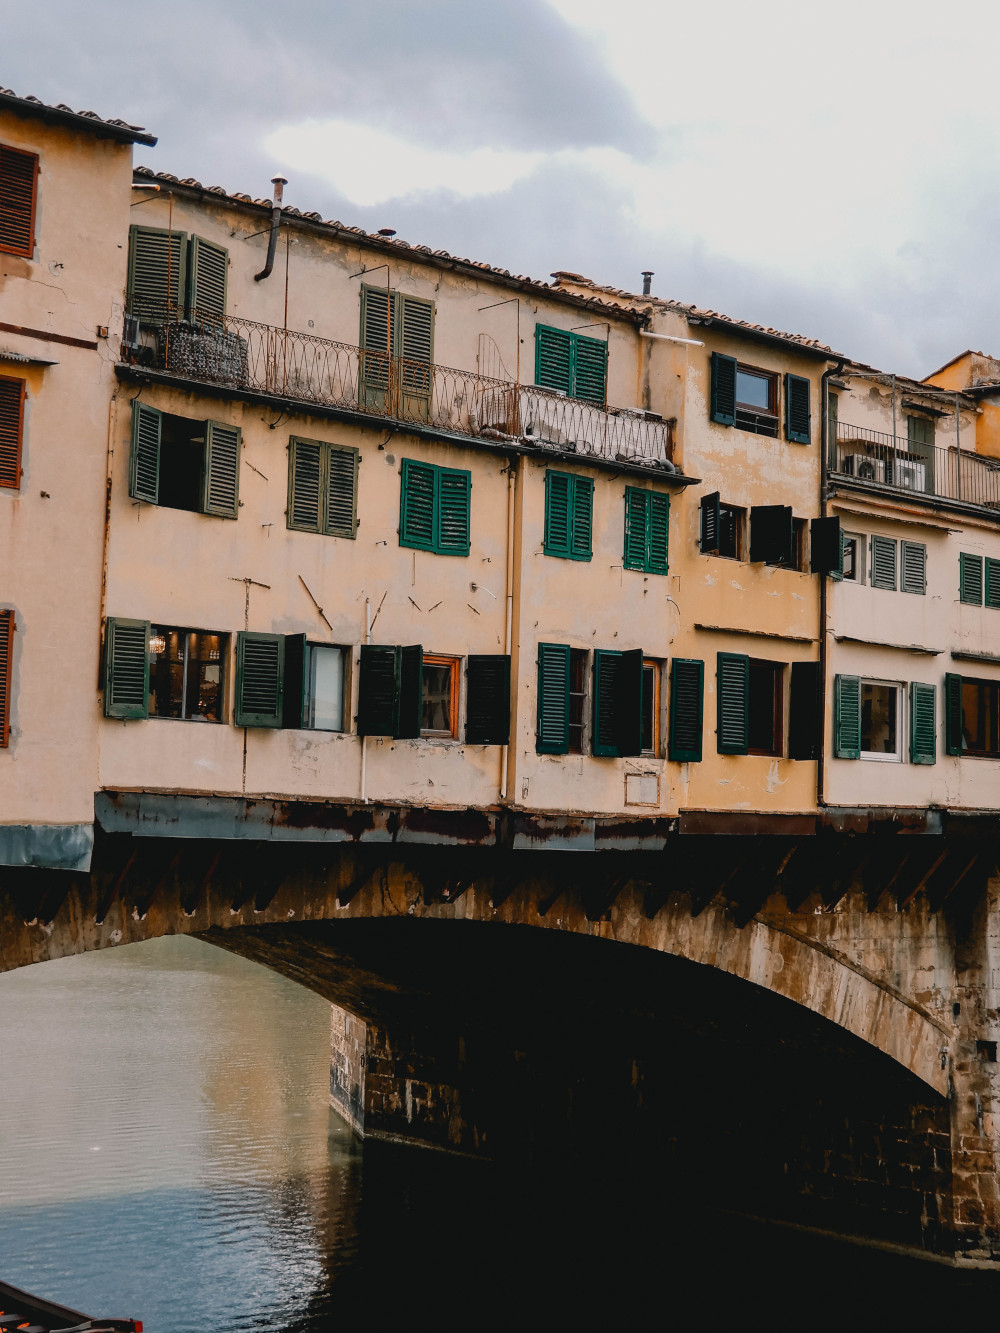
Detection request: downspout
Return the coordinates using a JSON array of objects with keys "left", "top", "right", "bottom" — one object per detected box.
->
[
  {"left": 254, "top": 176, "right": 287, "bottom": 282},
  {"left": 359, "top": 596, "right": 371, "bottom": 804},
  {"left": 500, "top": 458, "right": 517, "bottom": 800},
  {"left": 817, "top": 358, "right": 845, "bottom": 809}
]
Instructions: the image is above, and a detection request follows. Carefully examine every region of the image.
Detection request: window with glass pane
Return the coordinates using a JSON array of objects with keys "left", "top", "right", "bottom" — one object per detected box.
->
[
  {"left": 736, "top": 369, "right": 772, "bottom": 411},
  {"left": 734, "top": 364, "right": 778, "bottom": 437},
  {"left": 961, "top": 679, "right": 1000, "bottom": 756},
  {"left": 420, "top": 655, "right": 458, "bottom": 737},
  {"left": 641, "top": 659, "right": 660, "bottom": 755},
  {"left": 568, "top": 649, "right": 588, "bottom": 754},
  {"left": 307, "top": 645, "right": 345, "bottom": 730},
  {"left": 842, "top": 532, "right": 864, "bottom": 583},
  {"left": 149, "top": 626, "right": 225, "bottom": 722},
  {"left": 860, "top": 681, "right": 900, "bottom": 759}
]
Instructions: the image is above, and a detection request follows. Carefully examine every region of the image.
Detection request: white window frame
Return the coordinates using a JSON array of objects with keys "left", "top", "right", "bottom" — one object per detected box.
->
[
  {"left": 842, "top": 531, "right": 866, "bottom": 584},
  {"left": 859, "top": 677, "right": 904, "bottom": 763}
]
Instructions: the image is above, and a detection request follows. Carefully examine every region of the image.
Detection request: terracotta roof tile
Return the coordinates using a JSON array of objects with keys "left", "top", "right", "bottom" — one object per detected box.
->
[{"left": 0, "top": 88, "right": 158, "bottom": 146}]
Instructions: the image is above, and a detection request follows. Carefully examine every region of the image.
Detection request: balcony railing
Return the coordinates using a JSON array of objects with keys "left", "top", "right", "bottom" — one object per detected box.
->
[
  {"left": 832, "top": 421, "right": 1000, "bottom": 510},
  {"left": 121, "top": 305, "right": 673, "bottom": 469}
]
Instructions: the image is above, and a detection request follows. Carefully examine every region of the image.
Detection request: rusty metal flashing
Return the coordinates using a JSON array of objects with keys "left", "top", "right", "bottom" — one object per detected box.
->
[
  {"left": 693, "top": 622, "right": 817, "bottom": 645},
  {"left": 828, "top": 477, "right": 1000, "bottom": 524},
  {"left": 0, "top": 88, "right": 157, "bottom": 146},
  {"left": 951, "top": 650, "right": 1000, "bottom": 667},
  {"left": 0, "top": 347, "right": 57, "bottom": 366},
  {"left": 834, "top": 635, "right": 943, "bottom": 656},
  {"left": 0, "top": 823, "right": 93, "bottom": 872},
  {"left": 114, "top": 363, "right": 698, "bottom": 486}
]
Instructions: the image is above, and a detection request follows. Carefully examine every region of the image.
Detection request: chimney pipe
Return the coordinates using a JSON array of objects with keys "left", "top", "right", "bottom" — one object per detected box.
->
[
  {"left": 641, "top": 271, "right": 654, "bottom": 297},
  {"left": 254, "top": 175, "right": 288, "bottom": 282}
]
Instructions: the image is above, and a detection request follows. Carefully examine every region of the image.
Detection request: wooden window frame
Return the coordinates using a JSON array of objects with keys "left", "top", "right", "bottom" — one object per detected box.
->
[
  {"left": 568, "top": 648, "right": 589, "bottom": 755},
  {"left": 151, "top": 625, "right": 229, "bottom": 724},
  {"left": 747, "top": 658, "right": 784, "bottom": 757},
  {"left": 641, "top": 658, "right": 661, "bottom": 757},
  {"left": 0, "top": 374, "right": 26, "bottom": 490},
  {"left": 420, "top": 653, "right": 460, "bottom": 739},
  {"left": 0, "top": 143, "right": 39, "bottom": 259},
  {"left": 956, "top": 676, "right": 1000, "bottom": 759},
  {"left": 735, "top": 362, "right": 779, "bottom": 437}
]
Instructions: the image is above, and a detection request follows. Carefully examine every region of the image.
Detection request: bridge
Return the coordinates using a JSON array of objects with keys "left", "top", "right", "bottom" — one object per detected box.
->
[{"left": 2, "top": 792, "right": 998, "bottom": 1268}]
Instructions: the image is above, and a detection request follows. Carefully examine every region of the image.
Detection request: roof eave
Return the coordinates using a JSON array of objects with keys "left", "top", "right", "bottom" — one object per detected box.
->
[{"left": 0, "top": 92, "right": 157, "bottom": 146}]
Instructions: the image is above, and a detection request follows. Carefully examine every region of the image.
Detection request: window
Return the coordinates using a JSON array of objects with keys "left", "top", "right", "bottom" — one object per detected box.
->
[
  {"left": 0, "top": 375, "right": 25, "bottom": 490},
  {"left": 127, "top": 225, "right": 228, "bottom": 321},
  {"left": 544, "top": 471, "right": 593, "bottom": 560},
  {"left": 748, "top": 659, "right": 783, "bottom": 756},
  {"left": 870, "top": 535, "right": 897, "bottom": 590},
  {"left": 841, "top": 531, "right": 864, "bottom": 583},
  {"left": 668, "top": 659, "right": 704, "bottom": 763},
  {"left": 287, "top": 437, "right": 359, "bottom": 538},
  {"left": 150, "top": 627, "right": 226, "bottom": 722},
  {"left": 0, "top": 608, "right": 14, "bottom": 747},
  {"left": 960, "top": 552, "right": 984, "bottom": 605},
  {"left": 716, "top": 653, "right": 786, "bottom": 757},
  {"left": 360, "top": 286, "right": 434, "bottom": 416},
  {"left": 568, "top": 649, "right": 588, "bottom": 754},
  {"left": 624, "top": 486, "right": 669, "bottom": 574},
  {"left": 535, "top": 325, "right": 607, "bottom": 403},
  {"left": 641, "top": 659, "right": 661, "bottom": 756},
  {"left": 282, "top": 638, "right": 348, "bottom": 731},
  {"left": 905, "top": 414, "right": 935, "bottom": 492},
  {"left": 946, "top": 674, "right": 1000, "bottom": 758},
  {"left": 859, "top": 680, "right": 901, "bottom": 761},
  {"left": 987, "top": 557, "right": 1000, "bottom": 610},
  {"left": 129, "top": 402, "right": 241, "bottom": 519},
  {"left": 535, "top": 643, "right": 586, "bottom": 755},
  {"left": 700, "top": 492, "right": 745, "bottom": 559},
  {"left": 421, "top": 655, "right": 459, "bottom": 738},
  {"left": 833, "top": 675, "right": 911, "bottom": 761},
  {"left": 791, "top": 518, "right": 809, "bottom": 572},
  {"left": 0, "top": 143, "right": 37, "bottom": 258},
  {"left": 399, "top": 459, "right": 471, "bottom": 556},
  {"left": 710, "top": 354, "right": 810, "bottom": 442},
  {"left": 900, "top": 540, "right": 927, "bottom": 595}
]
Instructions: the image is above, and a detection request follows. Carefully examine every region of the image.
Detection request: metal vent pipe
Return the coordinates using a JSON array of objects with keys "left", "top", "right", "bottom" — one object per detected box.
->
[
  {"left": 254, "top": 175, "right": 288, "bottom": 282},
  {"left": 641, "top": 271, "right": 654, "bottom": 296}
]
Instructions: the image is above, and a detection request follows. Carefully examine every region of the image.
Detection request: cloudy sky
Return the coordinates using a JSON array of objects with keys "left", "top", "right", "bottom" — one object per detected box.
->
[{"left": 6, "top": 0, "right": 1000, "bottom": 377}]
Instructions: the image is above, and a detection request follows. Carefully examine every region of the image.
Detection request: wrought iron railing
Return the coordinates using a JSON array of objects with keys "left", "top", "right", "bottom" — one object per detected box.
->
[
  {"left": 832, "top": 421, "right": 1000, "bottom": 510},
  {"left": 122, "top": 304, "right": 673, "bottom": 469}
]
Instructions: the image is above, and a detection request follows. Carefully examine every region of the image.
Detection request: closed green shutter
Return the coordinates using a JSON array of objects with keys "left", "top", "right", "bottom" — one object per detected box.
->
[
  {"left": 188, "top": 236, "right": 228, "bottom": 321},
  {"left": 127, "top": 224, "right": 187, "bottom": 320},
  {"left": 900, "top": 540, "right": 927, "bottom": 595},
  {"left": 396, "top": 644, "right": 424, "bottom": 740},
  {"left": 399, "top": 458, "right": 436, "bottom": 549},
  {"left": 944, "top": 673, "right": 963, "bottom": 755},
  {"left": 235, "top": 632, "right": 284, "bottom": 727},
  {"left": 129, "top": 401, "right": 161, "bottom": 504},
  {"left": 833, "top": 674, "right": 861, "bottom": 759},
  {"left": 282, "top": 633, "right": 308, "bottom": 728},
  {"left": 810, "top": 517, "right": 842, "bottom": 576},
  {"left": 545, "top": 471, "right": 571, "bottom": 557},
  {"left": 466, "top": 655, "right": 511, "bottom": 744},
  {"left": 573, "top": 335, "right": 608, "bottom": 403},
  {"left": 788, "top": 661, "right": 821, "bottom": 760},
  {"left": 960, "top": 553, "right": 983, "bottom": 605},
  {"left": 785, "top": 373, "right": 811, "bottom": 444},
  {"left": 624, "top": 487, "right": 648, "bottom": 571},
  {"left": 716, "top": 652, "right": 750, "bottom": 755},
  {"left": 592, "top": 648, "right": 643, "bottom": 757},
  {"left": 358, "top": 645, "right": 401, "bottom": 737},
  {"left": 287, "top": 438, "right": 323, "bottom": 532},
  {"left": 570, "top": 476, "right": 593, "bottom": 560},
  {"left": 103, "top": 617, "right": 150, "bottom": 720},
  {"left": 700, "top": 492, "right": 720, "bottom": 553},
  {"left": 647, "top": 493, "right": 669, "bottom": 574},
  {"left": 437, "top": 468, "right": 471, "bottom": 555},
  {"left": 986, "top": 557, "right": 1000, "bottom": 609},
  {"left": 668, "top": 658, "right": 704, "bottom": 762},
  {"left": 536, "top": 642, "right": 571, "bottom": 754},
  {"left": 870, "top": 535, "right": 898, "bottom": 590},
  {"left": 710, "top": 353, "right": 737, "bottom": 426},
  {"left": 0, "top": 608, "right": 13, "bottom": 748},
  {"left": 360, "top": 285, "right": 392, "bottom": 408},
  {"left": 535, "top": 325, "right": 573, "bottom": 394},
  {"left": 326, "top": 444, "right": 359, "bottom": 538},
  {"left": 398, "top": 294, "right": 434, "bottom": 415},
  {"left": 201, "top": 420, "right": 241, "bottom": 518},
  {"left": 910, "top": 682, "right": 936, "bottom": 765}
]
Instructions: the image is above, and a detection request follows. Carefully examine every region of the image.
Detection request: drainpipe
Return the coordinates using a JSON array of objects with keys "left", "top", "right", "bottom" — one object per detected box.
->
[
  {"left": 254, "top": 176, "right": 287, "bottom": 282},
  {"left": 359, "top": 596, "right": 371, "bottom": 804},
  {"left": 500, "top": 459, "right": 517, "bottom": 801},
  {"left": 817, "top": 358, "right": 845, "bottom": 809}
]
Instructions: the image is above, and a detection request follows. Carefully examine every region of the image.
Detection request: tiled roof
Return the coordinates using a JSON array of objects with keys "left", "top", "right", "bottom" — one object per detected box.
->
[{"left": 0, "top": 87, "right": 156, "bottom": 146}]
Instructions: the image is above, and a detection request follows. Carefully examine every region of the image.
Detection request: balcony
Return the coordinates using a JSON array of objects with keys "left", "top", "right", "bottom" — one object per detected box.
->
[
  {"left": 121, "top": 305, "right": 674, "bottom": 471},
  {"left": 832, "top": 421, "right": 1000, "bottom": 511}
]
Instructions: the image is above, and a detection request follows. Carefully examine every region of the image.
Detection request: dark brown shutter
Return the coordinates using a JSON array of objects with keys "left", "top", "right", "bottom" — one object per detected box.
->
[
  {"left": 0, "top": 375, "right": 25, "bottom": 490},
  {"left": 466, "top": 655, "right": 511, "bottom": 744},
  {"left": 788, "top": 661, "right": 822, "bottom": 760},
  {"left": 0, "top": 144, "right": 38, "bottom": 257},
  {"left": 0, "top": 608, "right": 13, "bottom": 747}
]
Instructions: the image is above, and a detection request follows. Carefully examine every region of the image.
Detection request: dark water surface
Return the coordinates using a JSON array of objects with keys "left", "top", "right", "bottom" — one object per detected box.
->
[{"left": 2, "top": 937, "right": 1000, "bottom": 1330}]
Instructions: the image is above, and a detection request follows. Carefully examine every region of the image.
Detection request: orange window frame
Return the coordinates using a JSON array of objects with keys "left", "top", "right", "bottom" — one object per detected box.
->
[
  {"left": 642, "top": 658, "right": 661, "bottom": 756},
  {"left": 421, "top": 654, "right": 460, "bottom": 738},
  {"left": 0, "top": 375, "right": 25, "bottom": 490},
  {"left": 0, "top": 144, "right": 39, "bottom": 259}
]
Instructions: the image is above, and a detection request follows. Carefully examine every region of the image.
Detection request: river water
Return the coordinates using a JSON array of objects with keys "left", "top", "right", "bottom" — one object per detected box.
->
[{"left": 2, "top": 936, "right": 1000, "bottom": 1330}]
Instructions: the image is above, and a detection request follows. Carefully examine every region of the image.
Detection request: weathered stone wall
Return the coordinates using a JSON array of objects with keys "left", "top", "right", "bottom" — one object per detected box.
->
[{"left": 329, "top": 1006, "right": 366, "bottom": 1136}]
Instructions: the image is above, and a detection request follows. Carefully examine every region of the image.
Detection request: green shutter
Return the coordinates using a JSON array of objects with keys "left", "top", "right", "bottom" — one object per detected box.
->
[
  {"left": 358, "top": 645, "right": 401, "bottom": 737},
  {"left": 944, "top": 673, "right": 963, "bottom": 756},
  {"left": 466, "top": 655, "right": 511, "bottom": 745},
  {"left": 870, "top": 535, "right": 897, "bottom": 590},
  {"left": 201, "top": 420, "right": 241, "bottom": 518},
  {"left": 282, "top": 633, "right": 308, "bottom": 729},
  {"left": 624, "top": 486, "right": 648, "bottom": 571},
  {"left": 399, "top": 458, "right": 436, "bottom": 550},
  {"left": 535, "top": 325, "right": 573, "bottom": 394},
  {"left": 573, "top": 335, "right": 608, "bottom": 403},
  {"left": 750, "top": 505, "right": 793, "bottom": 565},
  {"left": 716, "top": 653, "right": 749, "bottom": 755},
  {"left": 788, "top": 661, "right": 821, "bottom": 760},
  {"left": 129, "top": 401, "right": 161, "bottom": 504},
  {"left": 960, "top": 553, "right": 984, "bottom": 605},
  {"left": 593, "top": 648, "right": 644, "bottom": 758},
  {"left": 647, "top": 493, "right": 670, "bottom": 575},
  {"left": 398, "top": 294, "right": 434, "bottom": 416},
  {"left": 570, "top": 476, "right": 593, "bottom": 560},
  {"left": 810, "top": 516, "right": 842, "bottom": 576},
  {"left": 103, "top": 617, "right": 150, "bottom": 720},
  {"left": 287, "top": 437, "right": 323, "bottom": 532},
  {"left": 910, "top": 682, "right": 936, "bottom": 765},
  {"left": 536, "top": 642, "right": 571, "bottom": 754},
  {"left": 986, "top": 557, "right": 1000, "bottom": 609},
  {"left": 360, "top": 285, "right": 393, "bottom": 408},
  {"left": 127, "top": 224, "right": 187, "bottom": 320},
  {"left": 785, "top": 373, "right": 811, "bottom": 444},
  {"left": 235, "top": 631, "right": 284, "bottom": 727},
  {"left": 437, "top": 468, "right": 471, "bottom": 555},
  {"left": 833, "top": 675, "right": 861, "bottom": 759},
  {"left": 700, "top": 492, "right": 720, "bottom": 553},
  {"left": 396, "top": 644, "right": 424, "bottom": 739},
  {"left": 545, "top": 471, "right": 571, "bottom": 557},
  {"left": 900, "top": 540, "right": 927, "bottom": 595},
  {"left": 326, "top": 444, "right": 359, "bottom": 538},
  {"left": 668, "top": 658, "right": 704, "bottom": 763},
  {"left": 188, "top": 236, "right": 228, "bottom": 321},
  {"left": 710, "top": 352, "right": 737, "bottom": 426}
]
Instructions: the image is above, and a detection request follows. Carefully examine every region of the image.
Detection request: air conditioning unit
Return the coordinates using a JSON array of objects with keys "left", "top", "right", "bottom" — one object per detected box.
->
[
  {"left": 842, "top": 453, "right": 886, "bottom": 482},
  {"left": 894, "top": 458, "right": 926, "bottom": 491}
]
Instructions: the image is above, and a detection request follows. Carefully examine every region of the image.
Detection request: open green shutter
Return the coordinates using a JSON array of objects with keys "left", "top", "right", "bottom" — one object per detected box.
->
[
  {"left": 535, "top": 326, "right": 572, "bottom": 394},
  {"left": 571, "top": 476, "right": 593, "bottom": 559},
  {"left": 129, "top": 401, "right": 161, "bottom": 504},
  {"left": 104, "top": 617, "right": 150, "bottom": 720},
  {"left": 396, "top": 645, "right": 424, "bottom": 739},
  {"left": 360, "top": 285, "right": 393, "bottom": 408},
  {"left": 572, "top": 335, "right": 608, "bottom": 403},
  {"left": 545, "top": 471, "right": 571, "bottom": 557},
  {"left": 358, "top": 645, "right": 400, "bottom": 737},
  {"left": 870, "top": 535, "right": 898, "bottom": 590},
  {"left": 785, "top": 373, "right": 811, "bottom": 444},
  {"left": 668, "top": 659, "right": 704, "bottom": 762},
  {"left": 201, "top": 420, "right": 241, "bottom": 518},
  {"left": 466, "top": 655, "right": 511, "bottom": 744},
  {"left": 700, "top": 492, "right": 720, "bottom": 553},
  {"left": 188, "top": 236, "right": 228, "bottom": 321},
  {"left": 910, "top": 682, "right": 936, "bottom": 765},
  {"left": 750, "top": 505, "right": 793, "bottom": 565},
  {"left": 325, "top": 444, "right": 359, "bottom": 538},
  {"left": 399, "top": 458, "right": 435, "bottom": 550},
  {"left": 900, "top": 541, "right": 927, "bottom": 595},
  {"left": 282, "top": 633, "right": 308, "bottom": 728},
  {"left": 0, "top": 608, "right": 13, "bottom": 747},
  {"left": 960, "top": 553, "right": 983, "bottom": 605},
  {"left": 287, "top": 437, "right": 323, "bottom": 532},
  {"left": 647, "top": 493, "right": 670, "bottom": 574},
  {"left": 593, "top": 649, "right": 621, "bottom": 757},
  {"left": 944, "top": 673, "right": 963, "bottom": 755},
  {"left": 833, "top": 675, "right": 861, "bottom": 759},
  {"left": 716, "top": 653, "right": 749, "bottom": 755},
  {"left": 536, "top": 642, "right": 570, "bottom": 754},
  {"left": 127, "top": 225, "right": 187, "bottom": 320},
  {"left": 235, "top": 631, "right": 284, "bottom": 727},
  {"left": 624, "top": 487, "right": 648, "bottom": 571},
  {"left": 810, "top": 517, "right": 842, "bottom": 576},
  {"left": 986, "top": 557, "right": 1000, "bottom": 610},
  {"left": 437, "top": 468, "right": 471, "bottom": 555},
  {"left": 398, "top": 294, "right": 433, "bottom": 415},
  {"left": 710, "top": 353, "right": 737, "bottom": 426},
  {"left": 788, "top": 661, "right": 822, "bottom": 760}
]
